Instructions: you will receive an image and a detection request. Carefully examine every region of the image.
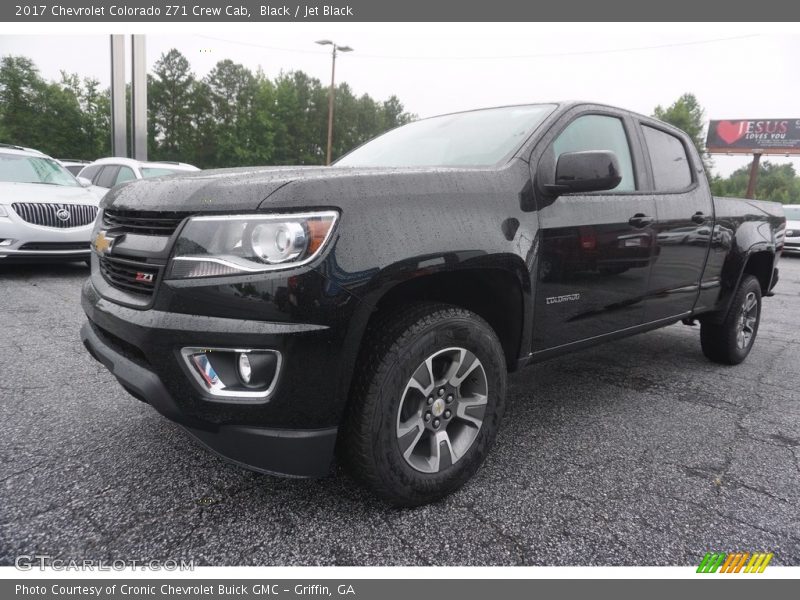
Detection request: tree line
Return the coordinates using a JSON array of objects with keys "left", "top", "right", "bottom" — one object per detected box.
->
[
  {"left": 0, "top": 49, "right": 413, "bottom": 167},
  {"left": 0, "top": 53, "right": 798, "bottom": 202}
]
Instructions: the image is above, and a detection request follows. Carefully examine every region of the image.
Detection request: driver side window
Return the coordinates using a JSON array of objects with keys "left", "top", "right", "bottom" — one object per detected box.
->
[{"left": 552, "top": 115, "right": 636, "bottom": 192}]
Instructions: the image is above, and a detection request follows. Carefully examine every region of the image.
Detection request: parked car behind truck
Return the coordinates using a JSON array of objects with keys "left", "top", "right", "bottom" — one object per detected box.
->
[
  {"left": 80, "top": 102, "right": 785, "bottom": 506},
  {"left": 78, "top": 157, "right": 199, "bottom": 195},
  {"left": 0, "top": 144, "right": 101, "bottom": 263},
  {"left": 783, "top": 204, "right": 800, "bottom": 254}
]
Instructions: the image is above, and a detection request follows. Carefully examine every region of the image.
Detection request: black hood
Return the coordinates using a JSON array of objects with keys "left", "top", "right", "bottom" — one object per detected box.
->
[
  {"left": 102, "top": 166, "right": 323, "bottom": 212},
  {"left": 101, "top": 165, "right": 497, "bottom": 213}
]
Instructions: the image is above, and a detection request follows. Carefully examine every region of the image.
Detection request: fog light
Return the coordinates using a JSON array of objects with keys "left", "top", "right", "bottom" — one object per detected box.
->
[
  {"left": 181, "top": 347, "right": 281, "bottom": 400},
  {"left": 0, "top": 239, "right": 14, "bottom": 246},
  {"left": 238, "top": 352, "right": 252, "bottom": 384}
]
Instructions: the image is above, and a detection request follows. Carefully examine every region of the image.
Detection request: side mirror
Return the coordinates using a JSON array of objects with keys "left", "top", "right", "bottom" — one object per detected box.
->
[
  {"left": 545, "top": 150, "right": 622, "bottom": 195},
  {"left": 77, "top": 176, "right": 92, "bottom": 188}
]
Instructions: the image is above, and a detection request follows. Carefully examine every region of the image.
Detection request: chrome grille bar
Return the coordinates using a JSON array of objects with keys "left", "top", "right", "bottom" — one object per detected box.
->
[{"left": 11, "top": 203, "right": 98, "bottom": 228}]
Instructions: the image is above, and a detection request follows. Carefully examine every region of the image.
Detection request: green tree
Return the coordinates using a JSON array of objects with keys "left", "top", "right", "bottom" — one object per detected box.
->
[
  {"left": 149, "top": 49, "right": 196, "bottom": 161},
  {"left": 1, "top": 52, "right": 414, "bottom": 169},
  {"left": 709, "top": 161, "right": 800, "bottom": 203},
  {"left": 0, "top": 56, "right": 43, "bottom": 146},
  {"left": 653, "top": 93, "right": 712, "bottom": 171}
]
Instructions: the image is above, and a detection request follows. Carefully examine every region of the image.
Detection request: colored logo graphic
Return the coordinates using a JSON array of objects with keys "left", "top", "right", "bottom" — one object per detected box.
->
[
  {"left": 716, "top": 120, "right": 747, "bottom": 145},
  {"left": 697, "top": 552, "right": 773, "bottom": 573}
]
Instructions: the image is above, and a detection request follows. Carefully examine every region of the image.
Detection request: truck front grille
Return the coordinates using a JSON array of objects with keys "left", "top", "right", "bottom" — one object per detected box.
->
[
  {"left": 98, "top": 255, "right": 161, "bottom": 296},
  {"left": 102, "top": 209, "right": 190, "bottom": 236},
  {"left": 12, "top": 203, "right": 98, "bottom": 228}
]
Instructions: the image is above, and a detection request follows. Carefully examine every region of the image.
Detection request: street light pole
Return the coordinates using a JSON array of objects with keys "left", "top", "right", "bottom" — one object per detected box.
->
[
  {"left": 326, "top": 45, "right": 337, "bottom": 166},
  {"left": 316, "top": 40, "right": 353, "bottom": 165}
]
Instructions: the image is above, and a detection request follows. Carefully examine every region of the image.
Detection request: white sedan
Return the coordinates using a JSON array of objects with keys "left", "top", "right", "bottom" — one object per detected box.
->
[
  {"left": 783, "top": 204, "right": 800, "bottom": 255},
  {"left": 0, "top": 144, "right": 101, "bottom": 263},
  {"left": 78, "top": 157, "right": 199, "bottom": 198}
]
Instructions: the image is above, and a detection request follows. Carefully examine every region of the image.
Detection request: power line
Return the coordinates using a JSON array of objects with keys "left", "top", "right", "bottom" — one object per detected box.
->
[{"left": 195, "top": 33, "right": 761, "bottom": 61}]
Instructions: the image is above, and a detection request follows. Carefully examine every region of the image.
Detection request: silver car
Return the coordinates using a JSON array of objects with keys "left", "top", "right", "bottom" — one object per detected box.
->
[
  {"left": 784, "top": 204, "right": 800, "bottom": 255},
  {"left": 0, "top": 144, "right": 101, "bottom": 263}
]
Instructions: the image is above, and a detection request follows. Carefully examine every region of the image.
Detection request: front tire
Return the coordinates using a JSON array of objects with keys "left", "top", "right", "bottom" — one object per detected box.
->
[
  {"left": 700, "top": 274, "right": 762, "bottom": 365},
  {"left": 343, "top": 303, "right": 506, "bottom": 506}
]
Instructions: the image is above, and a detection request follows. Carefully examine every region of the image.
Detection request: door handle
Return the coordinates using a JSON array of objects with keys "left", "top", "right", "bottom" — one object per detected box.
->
[
  {"left": 691, "top": 211, "right": 706, "bottom": 224},
  {"left": 628, "top": 213, "right": 654, "bottom": 228}
]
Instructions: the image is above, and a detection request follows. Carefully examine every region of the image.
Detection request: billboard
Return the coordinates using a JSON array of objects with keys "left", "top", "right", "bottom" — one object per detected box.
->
[{"left": 706, "top": 119, "right": 800, "bottom": 154}]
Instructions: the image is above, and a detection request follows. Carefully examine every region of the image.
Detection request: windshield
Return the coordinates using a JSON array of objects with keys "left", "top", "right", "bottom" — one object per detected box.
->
[
  {"left": 784, "top": 206, "right": 800, "bottom": 220},
  {"left": 0, "top": 152, "right": 79, "bottom": 186},
  {"left": 335, "top": 104, "right": 557, "bottom": 168},
  {"left": 141, "top": 167, "right": 187, "bottom": 178}
]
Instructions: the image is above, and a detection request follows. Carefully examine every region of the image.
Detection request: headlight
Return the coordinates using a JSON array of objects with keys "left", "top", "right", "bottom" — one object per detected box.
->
[
  {"left": 168, "top": 211, "right": 338, "bottom": 279},
  {"left": 786, "top": 229, "right": 797, "bottom": 238},
  {"left": 0, "top": 205, "right": 7, "bottom": 217}
]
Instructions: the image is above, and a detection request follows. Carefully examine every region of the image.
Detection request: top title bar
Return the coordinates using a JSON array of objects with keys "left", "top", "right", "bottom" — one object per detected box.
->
[{"left": 4, "top": 0, "right": 800, "bottom": 22}]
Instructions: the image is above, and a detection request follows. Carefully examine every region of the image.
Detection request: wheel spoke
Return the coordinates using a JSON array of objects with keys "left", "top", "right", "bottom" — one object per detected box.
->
[
  {"left": 744, "top": 316, "right": 756, "bottom": 332},
  {"left": 456, "top": 393, "right": 487, "bottom": 428},
  {"left": 397, "top": 416, "right": 425, "bottom": 458},
  {"left": 744, "top": 293, "right": 757, "bottom": 313},
  {"left": 736, "top": 330, "right": 745, "bottom": 349},
  {"left": 428, "top": 430, "right": 457, "bottom": 472},
  {"left": 448, "top": 350, "right": 481, "bottom": 387},
  {"left": 406, "top": 357, "right": 435, "bottom": 395}
]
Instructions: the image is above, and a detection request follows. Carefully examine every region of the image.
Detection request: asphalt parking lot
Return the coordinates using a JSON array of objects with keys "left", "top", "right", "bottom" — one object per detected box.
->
[{"left": 1, "top": 258, "right": 799, "bottom": 566}]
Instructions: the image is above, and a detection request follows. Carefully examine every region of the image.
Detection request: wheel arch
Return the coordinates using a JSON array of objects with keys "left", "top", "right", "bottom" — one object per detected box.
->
[
  {"left": 711, "top": 247, "right": 775, "bottom": 323},
  {"left": 351, "top": 260, "right": 532, "bottom": 376}
]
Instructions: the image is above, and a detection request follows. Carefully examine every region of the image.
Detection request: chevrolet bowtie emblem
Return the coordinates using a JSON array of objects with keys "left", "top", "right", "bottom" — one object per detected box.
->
[{"left": 93, "top": 230, "right": 121, "bottom": 254}]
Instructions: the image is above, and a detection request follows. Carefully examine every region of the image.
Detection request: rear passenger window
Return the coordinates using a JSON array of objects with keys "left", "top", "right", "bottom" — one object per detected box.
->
[
  {"left": 642, "top": 125, "right": 692, "bottom": 191},
  {"left": 95, "top": 166, "right": 119, "bottom": 188},
  {"left": 552, "top": 115, "right": 636, "bottom": 192},
  {"left": 115, "top": 166, "right": 136, "bottom": 185},
  {"left": 79, "top": 165, "right": 100, "bottom": 182}
]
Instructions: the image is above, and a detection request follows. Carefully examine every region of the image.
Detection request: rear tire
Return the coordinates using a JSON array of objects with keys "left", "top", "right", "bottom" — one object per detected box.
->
[
  {"left": 343, "top": 302, "right": 506, "bottom": 506},
  {"left": 700, "top": 274, "right": 762, "bottom": 365}
]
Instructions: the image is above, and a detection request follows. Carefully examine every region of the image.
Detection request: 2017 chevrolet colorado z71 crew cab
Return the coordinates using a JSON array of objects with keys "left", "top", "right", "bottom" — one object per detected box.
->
[{"left": 81, "top": 102, "right": 785, "bottom": 506}]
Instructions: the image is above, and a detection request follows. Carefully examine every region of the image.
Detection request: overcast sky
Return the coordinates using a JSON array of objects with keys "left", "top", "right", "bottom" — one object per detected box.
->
[{"left": 1, "top": 24, "right": 799, "bottom": 176}]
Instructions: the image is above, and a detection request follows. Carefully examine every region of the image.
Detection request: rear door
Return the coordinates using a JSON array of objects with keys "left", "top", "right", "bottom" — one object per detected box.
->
[
  {"left": 637, "top": 122, "right": 714, "bottom": 322},
  {"left": 531, "top": 109, "right": 657, "bottom": 352}
]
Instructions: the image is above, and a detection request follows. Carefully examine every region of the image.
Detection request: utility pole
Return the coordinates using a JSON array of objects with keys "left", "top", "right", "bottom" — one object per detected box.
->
[
  {"left": 745, "top": 152, "right": 761, "bottom": 199},
  {"left": 109, "top": 35, "right": 126, "bottom": 157},
  {"left": 109, "top": 34, "right": 148, "bottom": 160},
  {"left": 130, "top": 35, "right": 148, "bottom": 161},
  {"left": 315, "top": 40, "right": 353, "bottom": 165}
]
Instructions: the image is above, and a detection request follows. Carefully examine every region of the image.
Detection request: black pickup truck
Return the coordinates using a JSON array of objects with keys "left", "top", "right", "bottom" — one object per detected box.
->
[{"left": 81, "top": 102, "right": 785, "bottom": 506}]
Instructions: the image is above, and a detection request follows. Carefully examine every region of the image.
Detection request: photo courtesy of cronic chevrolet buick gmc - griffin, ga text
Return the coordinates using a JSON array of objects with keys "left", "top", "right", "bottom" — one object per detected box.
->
[{"left": 79, "top": 102, "right": 786, "bottom": 506}]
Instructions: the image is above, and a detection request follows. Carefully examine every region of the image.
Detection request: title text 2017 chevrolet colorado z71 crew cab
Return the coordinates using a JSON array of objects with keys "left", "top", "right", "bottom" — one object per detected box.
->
[{"left": 81, "top": 103, "right": 785, "bottom": 506}]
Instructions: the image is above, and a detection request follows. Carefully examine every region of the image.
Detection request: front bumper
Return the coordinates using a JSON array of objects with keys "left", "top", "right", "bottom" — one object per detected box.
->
[
  {"left": 0, "top": 211, "right": 93, "bottom": 261},
  {"left": 783, "top": 238, "right": 800, "bottom": 254},
  {"left": 81, "top": 321, "right": 337, "bottom": 477},
  {"left": 80, "top": 274, "right": 356, "bottom": 478}
]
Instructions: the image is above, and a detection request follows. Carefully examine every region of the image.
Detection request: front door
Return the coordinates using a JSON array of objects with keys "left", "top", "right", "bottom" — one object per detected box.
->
[{"left": 532, "top": 112, "right": 657, "bottom": 352}]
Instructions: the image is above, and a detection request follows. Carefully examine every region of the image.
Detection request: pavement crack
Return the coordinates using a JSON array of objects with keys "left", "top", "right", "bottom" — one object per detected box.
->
[
  {"left": 455, "top": 500, "right": 530, "bottom": 564},
  {"left": 0, "top": 459, "right": 48, "bottom": 483}
]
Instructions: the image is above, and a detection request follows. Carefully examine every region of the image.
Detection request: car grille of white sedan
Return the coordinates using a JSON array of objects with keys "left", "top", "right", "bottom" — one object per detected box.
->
[{"left": 12, "top": 203, "right": 98, "bottom": 228}]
